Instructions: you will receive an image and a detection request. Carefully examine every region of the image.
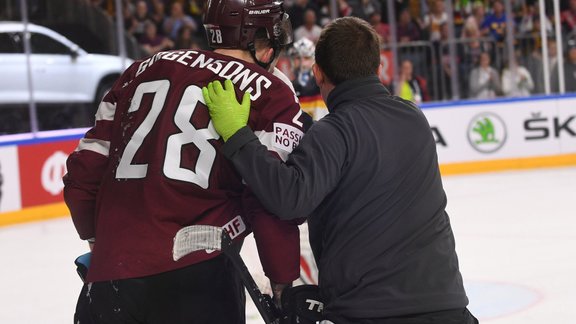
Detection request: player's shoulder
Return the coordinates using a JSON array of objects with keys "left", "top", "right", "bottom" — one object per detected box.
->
[
  {"left": 251, "top": 67, "right": 297, "bottom": 104},
  {"left": 272, "top": 67, "right": 297, "bottom": 94}
]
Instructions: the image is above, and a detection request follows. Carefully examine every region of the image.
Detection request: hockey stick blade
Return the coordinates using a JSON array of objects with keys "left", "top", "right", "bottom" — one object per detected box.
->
[{"left": 173, "top": 225, "right": 223, "bottom": 261}]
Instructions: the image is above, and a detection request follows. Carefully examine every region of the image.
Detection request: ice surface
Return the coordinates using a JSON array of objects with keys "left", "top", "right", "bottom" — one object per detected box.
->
[{"left": 0, "top": 167, "right": 574, "bottom": 323}]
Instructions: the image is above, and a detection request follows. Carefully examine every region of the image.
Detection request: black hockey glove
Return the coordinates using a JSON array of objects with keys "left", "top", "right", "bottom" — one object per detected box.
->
[{"left": 279, "top": 285, "right": 323, "bottom": 324}]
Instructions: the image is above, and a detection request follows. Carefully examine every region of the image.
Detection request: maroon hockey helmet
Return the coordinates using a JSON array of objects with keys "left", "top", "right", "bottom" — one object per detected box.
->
[{"left": 203, "top": 0, "right": 293, "bottom": 50}]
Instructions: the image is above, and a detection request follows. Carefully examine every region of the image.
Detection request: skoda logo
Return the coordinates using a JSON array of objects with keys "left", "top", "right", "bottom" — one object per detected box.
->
[{"left": 467, "top": 112, "right": 507, "bottom": 153}]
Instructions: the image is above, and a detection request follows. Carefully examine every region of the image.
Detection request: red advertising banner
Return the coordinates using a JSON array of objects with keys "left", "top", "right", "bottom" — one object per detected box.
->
[
  {"left": 379, "top": 50, "right": 394, "bottom": 86},
  {"left": 18, "top": 140, "right": 78, "bottom": 208}
]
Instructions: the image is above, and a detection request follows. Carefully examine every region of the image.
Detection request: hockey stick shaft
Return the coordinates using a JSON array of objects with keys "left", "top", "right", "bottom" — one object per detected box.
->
[{"left": 221, "top": 243, "right": 279, "bottom": 324}]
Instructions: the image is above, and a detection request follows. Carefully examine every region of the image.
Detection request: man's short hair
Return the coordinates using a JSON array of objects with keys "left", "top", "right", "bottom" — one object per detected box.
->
[{"left": 315, "top": 17, "right": 381, "bottom": 85}]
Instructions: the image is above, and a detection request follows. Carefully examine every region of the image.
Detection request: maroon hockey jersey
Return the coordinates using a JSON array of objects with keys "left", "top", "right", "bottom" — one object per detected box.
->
[{"left": 64, "top": 50, "right": 309, "bottom": 283}]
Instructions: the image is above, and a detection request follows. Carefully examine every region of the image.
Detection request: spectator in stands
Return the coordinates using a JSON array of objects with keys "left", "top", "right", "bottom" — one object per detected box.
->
[
  {"left": 461, "top": 1, "right": 486, "bottom": 39},
  {"left": 422, "top": 0, "right": 448, "bottom": 42},
  {"left": 122, "top": 0, "right": 137, "bottom": 34},
  {"left": 397, "top": 8, "right": 422, "bottom": 43},
  {"left": 175, "top": 25, "right": 202, "bottom": 50},
  {"left": 183, "top": 0, "right": 206, "bottom": 36},
  {"left": 548, "top": 38, "right": 558, "bottom": 72},
  {"left": 287, "top": 0, "right": 320, "bottom": 30},
  {"left": 454, "top": 0, "right": 475, "bottom": 32},
  {"left": 469, "top": 52, "right": 502, "bottom": 99},
  {"left": 501, "top": 56, "right": 535, "bottom": 97},
  {"left": 393, "top": 0, "right": 423, "bottom": 18},
  {"left": 438, "top": 22, "right": 459, "bottom": 100},
  {"left": 518, "top": 2, "right": 536, "bottom": 36},
  {"left": 552, "top": 39, "right": 576, "bottom": 93},
  {"left": 461, "top": 1, "right": 489, "bottom": 46},
  {"left": 561, "top": 0, "right": 576, "bottom": 37},
  {"left": 317, "top": 2, "right": 334, "bottom": 26},
  {"left": 184, "top": 0, "right": 204, "bottom": 19},
  {"left": 338, "top": 0, "right": 353, "bottom": 17},
  {"left": 294, "top": 9, "right": 323, "bottom": 43},
  {"left": 481, "top": 0, "right": 509, "bottom": 69},
  {"left": 459, "top": 23, "right": 488, "bottom": 98},
  {"left": 150, "top": 0, "right": 167, "bottom": 34},
  {"left": 128, "top": 0, "right": 152, "bottom": 41},
  {"left": 347, "top": 0, "right": 381, "bottom": 22},
  {"left": 461, "top": 13, "right": 482, "bottom": 42},
  {"left": 140, "top": 20, "right": 174, "bottom": 55},
  {"left": 481, "top": 0, "right": 507, "bottom": 43},
  {"left": 518, "top": 39, "right": 544, "bottom": 95},
  {"left": 163, "top": 2, "right": 197, "bottom": 41},
  {"left": 394, "top": 59, "right": 430, "bottom": 105},
  {"left": 519, "top": 3, "right": 552, "bottom": 36},
  {"left": 368, "top": 11, "right": 390, "bottom": 44}
]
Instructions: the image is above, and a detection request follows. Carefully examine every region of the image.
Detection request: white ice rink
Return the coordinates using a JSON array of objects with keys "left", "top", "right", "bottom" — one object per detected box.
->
[{"left": 0, "top": 166, "right": 574, "bottom": 323}]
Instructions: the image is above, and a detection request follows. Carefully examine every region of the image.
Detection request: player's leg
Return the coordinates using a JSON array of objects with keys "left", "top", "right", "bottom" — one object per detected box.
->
[
  {"left": 87, "top": 280, "right": 145, "bottom": 324},
  {"left": 146, "top": 254, "right": 246, "bottom": 324},
  {"left": 73, "top": 283, "right": 95, "bottom": 324}
]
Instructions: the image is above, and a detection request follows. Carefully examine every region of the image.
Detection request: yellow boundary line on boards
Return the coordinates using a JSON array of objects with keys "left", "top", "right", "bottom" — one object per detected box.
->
[
  {"left": 0, "top": 202, "right": 69, "bottom": 227},
  {"left": 1, "top": 153, "right": 575, "bottom": 227},
  {"left": 440, "top": 153, "right": 576, "bottom": 175}
]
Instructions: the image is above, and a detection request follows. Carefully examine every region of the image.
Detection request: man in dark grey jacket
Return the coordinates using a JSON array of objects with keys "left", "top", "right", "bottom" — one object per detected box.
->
[{"left": 203, "top": 17, "right": 477, "bottom": 324}]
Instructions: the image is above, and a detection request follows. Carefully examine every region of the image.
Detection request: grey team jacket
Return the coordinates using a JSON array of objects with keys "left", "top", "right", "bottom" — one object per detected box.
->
[{"left": 222, "top": 76, "right": 469, "bottom": 319}]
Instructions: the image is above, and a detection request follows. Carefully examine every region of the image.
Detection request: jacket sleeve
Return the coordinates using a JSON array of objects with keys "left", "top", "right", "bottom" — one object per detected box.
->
[{"left": 223, "top": 116, "right": 346, "bottom": 220}]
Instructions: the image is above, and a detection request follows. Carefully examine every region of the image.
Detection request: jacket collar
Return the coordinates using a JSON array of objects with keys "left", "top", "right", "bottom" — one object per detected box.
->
[{"left": 326, "top": 76, "right": 389, "bottom": 113}]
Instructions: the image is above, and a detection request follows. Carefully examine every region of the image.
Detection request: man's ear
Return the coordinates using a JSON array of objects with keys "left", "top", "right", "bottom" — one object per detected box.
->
[
  {"left": 377, "top": 62, "right": 383, "bottom": 78},
  {"left": 313, "top": 64, "right": 324, "bottom": 86}
]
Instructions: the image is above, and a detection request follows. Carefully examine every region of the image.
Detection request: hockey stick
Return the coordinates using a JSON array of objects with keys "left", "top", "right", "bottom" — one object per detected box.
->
[{"left": 173, "top": 225, "right": 280, "bottom": 324}]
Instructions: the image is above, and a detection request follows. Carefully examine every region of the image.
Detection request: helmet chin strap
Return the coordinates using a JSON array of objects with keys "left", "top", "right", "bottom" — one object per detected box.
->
[{"left": 248, "top": 42, "right": 281, "bottom": 71}]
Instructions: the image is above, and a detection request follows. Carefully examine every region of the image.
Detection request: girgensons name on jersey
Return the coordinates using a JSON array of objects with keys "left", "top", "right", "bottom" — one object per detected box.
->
[{"left": 136, "top": 50, "right": 272, "bottom": 100}]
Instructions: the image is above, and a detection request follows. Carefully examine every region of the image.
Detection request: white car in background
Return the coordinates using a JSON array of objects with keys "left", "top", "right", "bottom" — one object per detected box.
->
[{"left": 0, "top": 22, "right": 132, "bottom": 106}]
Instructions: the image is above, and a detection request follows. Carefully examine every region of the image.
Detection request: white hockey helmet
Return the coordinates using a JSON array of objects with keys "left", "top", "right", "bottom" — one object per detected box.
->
[{"left": 292, "top": 37, "right": 315, "bottom": 58}]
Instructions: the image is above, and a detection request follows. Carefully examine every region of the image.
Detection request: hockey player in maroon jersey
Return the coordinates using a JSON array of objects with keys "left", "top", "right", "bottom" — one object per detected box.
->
[{"left": 63, "top": 0, "right": 312, "bottom": 322}]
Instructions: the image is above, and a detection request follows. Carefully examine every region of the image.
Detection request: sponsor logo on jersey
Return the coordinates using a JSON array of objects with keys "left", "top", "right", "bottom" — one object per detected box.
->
[
  {"left": 223, "top": 215, "right": 246, "bottom": 240},
  {"left": 273, "top": 123, "right": 303, "bottom": 152}
]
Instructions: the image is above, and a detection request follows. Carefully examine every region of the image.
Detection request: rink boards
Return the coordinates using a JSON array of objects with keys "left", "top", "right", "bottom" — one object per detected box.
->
[{"left": 1, "top": 95, "right": 575, "bottom": 224}]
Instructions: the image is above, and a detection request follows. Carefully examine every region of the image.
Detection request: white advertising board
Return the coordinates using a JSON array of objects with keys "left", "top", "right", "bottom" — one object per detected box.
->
[{"left": 422, "top": 96, "right": 576, "bottom": 164}]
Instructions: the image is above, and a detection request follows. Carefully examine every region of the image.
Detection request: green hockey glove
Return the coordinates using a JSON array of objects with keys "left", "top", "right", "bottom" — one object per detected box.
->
[{"left": 202, "top": 79, "right": 251, "bottom": 142}]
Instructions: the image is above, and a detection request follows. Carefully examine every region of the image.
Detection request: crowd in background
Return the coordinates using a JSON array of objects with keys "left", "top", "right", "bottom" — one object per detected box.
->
[{"left": 87, "top": 0, "right": 576, "bottom": 104}]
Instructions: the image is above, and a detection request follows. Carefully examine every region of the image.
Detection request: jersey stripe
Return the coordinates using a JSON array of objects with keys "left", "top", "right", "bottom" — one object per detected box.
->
[
  {"left": 76, "top": 138, "right": 111, "bottom": 156},
  {"left": 95, "top": 101, "right": 117, "bottom": 121}
]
